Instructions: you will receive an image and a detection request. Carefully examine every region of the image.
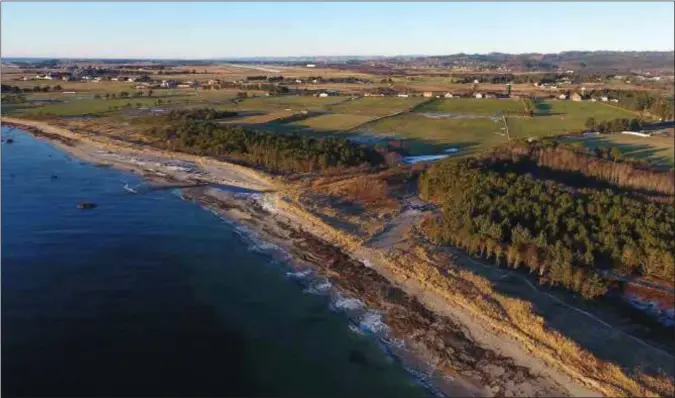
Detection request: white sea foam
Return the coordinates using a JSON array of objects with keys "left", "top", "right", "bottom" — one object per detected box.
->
[
  {"left": 181, "top": 189, "right": 447, "bottom": 397},
  {"left": 303, "top": 279, "right": 333, "bottom": 295},
  {"left": 359, "top": 310, "right": 389, "bottom": 335},
  {"left": 166, "top": 165, "right": 191, "bottom": 172},
  {"left": 332, "top": 297, "right": 366, "bottom": 312},
  {"left": 348, "top": 323, "right": 365, "bottom": 335},
  {"left": 248, "top": 240, "right": 282, "bottom": 254},
  {"left": 286, "top": 269, "right": 312, "bottom": 279}
]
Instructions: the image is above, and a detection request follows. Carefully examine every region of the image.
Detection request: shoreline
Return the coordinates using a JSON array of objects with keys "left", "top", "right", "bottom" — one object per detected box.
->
[{"left": 2, "top": 118, "right": 605, "bottom": 397}]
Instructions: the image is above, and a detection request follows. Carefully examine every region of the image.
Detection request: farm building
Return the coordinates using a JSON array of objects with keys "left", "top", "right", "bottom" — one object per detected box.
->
[
  {"left": 423, "top": 92, "right": 434, "bottom": 98},
  {"left": 474, "top": 93, "right": 483, "bottom": 99},
  {"left": 571, "top": 93, "right": 582, "bottom": 102},
  {"left": 444, "top": 93, "right": 454, "bottom": 98},
  {"left": 318, "top": 93, "right": 329, "bottom": 98},
  {"left": 601, "top": 96, "right": 609, "bottom": 102},
  {"left": 558, "top": 94, "right": 567, "bottom": 100},
  {"left": 397, "top": 94, "right": 409, "bottom": 98},
  {"left": 306, "top": 64, "right": 316, "bottom": 68}
]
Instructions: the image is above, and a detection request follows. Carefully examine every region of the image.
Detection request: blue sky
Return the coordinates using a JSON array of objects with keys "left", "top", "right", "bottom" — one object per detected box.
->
[{"left": 2, "top": 2, "right": 674, "bottom": 58}]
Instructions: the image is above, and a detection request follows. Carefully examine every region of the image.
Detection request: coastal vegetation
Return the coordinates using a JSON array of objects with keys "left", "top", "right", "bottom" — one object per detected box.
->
[
  {"left": 143, "top": 109, "right": 384, "bottom": 174},
  {"left": 419, "top": 142, "right": 675, "bottom": 298}
]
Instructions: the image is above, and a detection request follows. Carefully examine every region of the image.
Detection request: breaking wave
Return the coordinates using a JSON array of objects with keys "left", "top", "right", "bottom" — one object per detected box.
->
[{"left": 191, "top": 193, "right": 447, "bottom": 397}]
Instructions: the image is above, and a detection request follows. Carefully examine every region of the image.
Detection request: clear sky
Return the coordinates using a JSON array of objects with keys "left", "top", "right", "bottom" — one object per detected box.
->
[{"left": 2, "top": 2, "right": 674, "bottom": 59}]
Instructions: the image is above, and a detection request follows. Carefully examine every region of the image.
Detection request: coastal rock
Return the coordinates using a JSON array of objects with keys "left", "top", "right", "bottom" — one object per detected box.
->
[{"left": 483, "top": 364, "right": 506, "bottom": 378}]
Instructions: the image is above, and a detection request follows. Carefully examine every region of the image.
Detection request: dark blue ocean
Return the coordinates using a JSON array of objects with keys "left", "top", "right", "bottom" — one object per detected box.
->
[{"left": 1, "top": 127, "right": 431, "bottom": 397}]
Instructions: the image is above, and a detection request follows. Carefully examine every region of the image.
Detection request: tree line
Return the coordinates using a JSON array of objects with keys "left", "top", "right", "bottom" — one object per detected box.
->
[
  {"left": 584, "top": 117, "right": 642, "bottom": 133},
  {"left": 142, "top": 109, "right": 384, "bottom": 174},
  {"left": 93, "top": 91, "right": 159, "bottom": 100},
  {"left": 419, "top": 154, "right": 674, "bottom": 299},
  {"left": 453, "top": 73, "right": 572, "bottom": 85},
  {"left": 1, "top": 84, "right": 63, "bottom": 93},
  {"left": 1, "top": 93, "right": 27, "bottom": 104},
  {"left": 484, "top": 141, "right": 674, "bottom": 196},
  {"left": 165, "top": 108, "right": 238, "bottom": 121},
  {"left": 586, "top": 89, "right": 674, "bottom": 120}
]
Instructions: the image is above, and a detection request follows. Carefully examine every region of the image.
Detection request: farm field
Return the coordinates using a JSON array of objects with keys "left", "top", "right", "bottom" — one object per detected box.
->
[
  {"left": 5, "top": 90, "right": 667, "bottom": 166},
  {"left": 415, "top": 98, "right": 525, "bottom": 115},
  {"left": 221, "top": 95, "right": 348, "bottom": 112},
  {"left": 565, "top": 134, "right": 674, "bottom": 169},
  {"left": 325, "top": 97, "right": 426, "bottom": 116},
  {"left": 2, "top": 79, "right": 138, "bottom": 93},
  {"left": 3, "top": 93, "right": 210, "bottom": 117},
  {"left": 355, "top": 113, "right": 508, "bottom": 155},
  {"left": 221, "top": 110, "right": 293, "bottom": 124},
  {"left": 287, "top": 113, "right": 374, "bottom": 132},
  {"left": 507, "top": 100, "right": 638, "bottom": 139}
]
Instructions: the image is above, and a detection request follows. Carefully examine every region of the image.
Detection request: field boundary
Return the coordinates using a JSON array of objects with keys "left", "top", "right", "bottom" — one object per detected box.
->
[{"left": 344, "top": 97, "right": 438, "bottom": 133}]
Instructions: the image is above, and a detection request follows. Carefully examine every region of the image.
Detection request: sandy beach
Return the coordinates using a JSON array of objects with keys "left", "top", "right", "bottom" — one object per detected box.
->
[{"left": 2, "top": 117, "right": 604, "bottom": 397}]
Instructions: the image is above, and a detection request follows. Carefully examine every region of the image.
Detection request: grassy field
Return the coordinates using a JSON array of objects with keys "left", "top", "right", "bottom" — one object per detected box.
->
[
  {"left": 535, "top": 100, "right": 638, "bottom": 119},
  {"left": 325, "top": 97, "right": 426, "bottom": 116},
  {"left": 6, "top": 89, "right": 669, "bottom": 167},
  {"left": 357, "top": 113, "right": 508, "bottom": 155},
  {"left": 221, "top": 95, "right": 347, "bottom": 112},
  {"left": 415, "top": 98, "right": 525, "bottom": 115},
  {"left": 4, "top": 95, "right": 197, "bottom": 117},
  {"left": 2, "top": 79, "right": 138, "bottom": 93},
  {"left": 507, "top": 100, "right": 638, "bottom": 139},
  {"left": 221, "top": 110, "right": 293, "bottom": 124},
  {"left": 287, "top": 113, "right": 374, "bottom": 132},
  {"left": 565, "top": 134, "right": 674, "bottom": 168}
]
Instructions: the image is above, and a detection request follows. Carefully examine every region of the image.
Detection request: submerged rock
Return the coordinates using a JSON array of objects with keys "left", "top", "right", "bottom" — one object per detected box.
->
[{"left": 77, "top": 202, "right": 97, "bottom": 209}]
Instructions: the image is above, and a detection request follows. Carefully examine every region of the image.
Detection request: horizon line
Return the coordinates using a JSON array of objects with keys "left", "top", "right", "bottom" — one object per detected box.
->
[{"left": 3, "top": 49, "right": 675, "bottom": 62}]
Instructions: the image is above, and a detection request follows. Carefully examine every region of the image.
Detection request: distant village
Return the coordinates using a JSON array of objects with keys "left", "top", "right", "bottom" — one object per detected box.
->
[{"left": 20, "top": 63, "right": 671, "bottom": 104}]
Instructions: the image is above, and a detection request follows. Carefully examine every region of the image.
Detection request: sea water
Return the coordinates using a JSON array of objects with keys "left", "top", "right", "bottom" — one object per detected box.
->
[{"left": 1, "top": 126, "right": 432, "bottom": 397}]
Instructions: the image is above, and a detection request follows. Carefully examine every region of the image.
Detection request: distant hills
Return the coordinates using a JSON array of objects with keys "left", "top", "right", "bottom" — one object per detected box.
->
[
  {"left": 392, "top": 51, "right": 675, "bottom": 73},
  {"left": 4, "top": 51, "right": 674, "bottom": 73}
]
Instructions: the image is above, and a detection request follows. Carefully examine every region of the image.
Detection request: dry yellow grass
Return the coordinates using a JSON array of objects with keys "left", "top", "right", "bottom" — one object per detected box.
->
[
  {"left": 273, "top": 177, "right": 674, "bottom": 397},
  {"left": 384, "top": 246, "right": 674, "bottom": 397}
]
